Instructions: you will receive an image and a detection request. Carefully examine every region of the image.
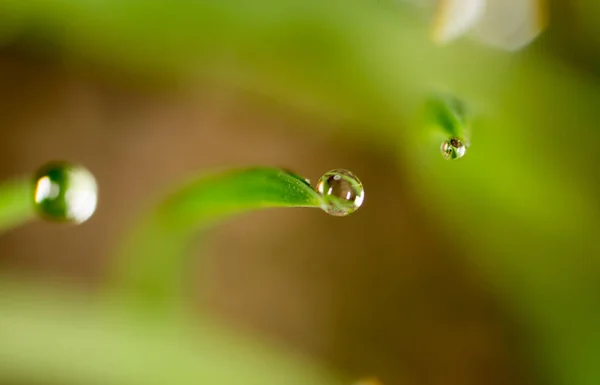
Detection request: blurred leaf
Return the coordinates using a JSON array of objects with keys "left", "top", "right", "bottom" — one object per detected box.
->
[
  {"left": 0, "top": 277, "right": 342, "bottom": 385},
  {"left": 423, "top": 93, "right": 470, "bottom": 141}
]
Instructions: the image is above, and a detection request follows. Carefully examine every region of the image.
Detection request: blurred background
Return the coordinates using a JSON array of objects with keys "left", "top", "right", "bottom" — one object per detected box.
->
[{"left": 0, "top": 1, "right": 599, "bottom": 385}]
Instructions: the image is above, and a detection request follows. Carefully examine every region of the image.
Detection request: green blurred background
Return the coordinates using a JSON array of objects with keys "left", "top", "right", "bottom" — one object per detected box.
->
[{"left": 0, "top": 1, "right": 599, "bottom": 384}]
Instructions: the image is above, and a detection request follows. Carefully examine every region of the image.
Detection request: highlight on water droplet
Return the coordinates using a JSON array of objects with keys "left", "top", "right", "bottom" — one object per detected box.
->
[
  {"left": 33, "top": 161, "right": 98, "bottom": 224},
  {"left": 316, "top": 169, "right": 364, "bottom": 216},
  {"left": 440, "top": 137, "right": 467, "bottom": 160}
]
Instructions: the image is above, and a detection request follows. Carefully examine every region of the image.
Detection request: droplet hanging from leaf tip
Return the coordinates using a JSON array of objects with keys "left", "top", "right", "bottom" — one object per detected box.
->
[
  {"left": 316, "top": 169, "right": 364, "bottom": 216},
  {"left": 441, "top": 137, "right": 467, "bottom": 160},
  {"left": 33, "top": 161, "right": 98, "bottom": 224}
]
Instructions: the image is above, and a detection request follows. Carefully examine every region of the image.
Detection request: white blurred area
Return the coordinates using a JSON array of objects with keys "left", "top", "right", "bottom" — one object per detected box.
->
[{"left": 404, "top": 0, "right": 548, "bottom": 50}]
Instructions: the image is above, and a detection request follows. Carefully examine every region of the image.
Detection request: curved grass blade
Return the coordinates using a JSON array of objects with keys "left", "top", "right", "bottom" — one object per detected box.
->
[
  {"left": 0, "top": 178, "right": 34, "bottom": 234},
  {"left": 112, "top": 167, "right": 323, "bottom": 308}
]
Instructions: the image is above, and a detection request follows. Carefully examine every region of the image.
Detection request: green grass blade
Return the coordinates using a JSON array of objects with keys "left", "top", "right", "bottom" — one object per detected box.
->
[
  {"left": 113, "top": 167, "right": 323, "bottom": 307},
  {"left": 0, "top": 178, "right": 34, "bottom": 234},
  {"left": 0, "top": 278, "right": 342, "bottom": 385},
  {"left": 423, "top": 93, "right": 470, "bottom": 142}
]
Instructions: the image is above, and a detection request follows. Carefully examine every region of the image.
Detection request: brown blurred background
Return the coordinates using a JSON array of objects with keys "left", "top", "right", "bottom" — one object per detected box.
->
[{"left": 0, "top": 51, "right": 533, "bottom": 385}]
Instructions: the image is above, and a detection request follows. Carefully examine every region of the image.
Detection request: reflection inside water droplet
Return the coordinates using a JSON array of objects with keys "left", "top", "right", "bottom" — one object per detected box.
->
[
  {"left": 33, "top": 161, "right": 98, "bottom": 224},
  {"left": 441, "top": 137, "right": 467, "bottom": 160},
  {"left": 316, "top": 169, "right": 364, "bottom": 216}
]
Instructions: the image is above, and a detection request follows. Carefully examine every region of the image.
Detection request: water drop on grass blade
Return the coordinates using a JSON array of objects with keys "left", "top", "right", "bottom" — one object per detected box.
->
[
  {"left": 424, "top": 93, "right": 471, "bottom": 160},
  {"left": 440, "top": 137, "right": 467, "bottom": 160},
  {"left": 316, "top": 169, "right": 364, "bottom": 216},
  {"left": 33, "top": 161, "right": 98, "bottom": 223}
]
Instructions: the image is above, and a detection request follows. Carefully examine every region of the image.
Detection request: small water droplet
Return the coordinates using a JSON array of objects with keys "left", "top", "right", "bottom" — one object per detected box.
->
[
  {"left": 441, "top": 137, "right": 467, "bottom": 160},
  {"left": 316, "top": 169, "right": 364, "bottom": 216},
  {"left": 33, "top": 161, "right": 98, "bottom": 223}
]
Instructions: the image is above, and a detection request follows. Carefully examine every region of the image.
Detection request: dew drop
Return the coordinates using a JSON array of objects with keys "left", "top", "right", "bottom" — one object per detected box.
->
[
  {"left": 441, "top": 137, "right": 467, "bottom": 160},
  {"left": 316, "top": 169, "right": 364, "bottom": 216},
  {"left": 33, "top": 161, "right": 98, "bottom": 224}
]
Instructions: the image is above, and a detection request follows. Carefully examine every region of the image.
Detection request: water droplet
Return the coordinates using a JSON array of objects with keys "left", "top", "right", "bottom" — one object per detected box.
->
[
  {"left": 33, "top": 161, "right": 98, "bottom": 223},
  {"left": 316, "top": 169, "right": 364, "bottom": 216},
  {"left": 441, "top": 137, "right": 467, "bottom": 160}
]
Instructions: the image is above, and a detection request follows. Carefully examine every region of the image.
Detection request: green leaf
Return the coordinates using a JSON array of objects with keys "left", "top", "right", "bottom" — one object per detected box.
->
[
  {"left": 423, "top": 93, "right": 470, "bottom": 142},
  {"left": 0, "top": 277, "right": 342, "bottom": 385},
  {"left": 112, "top": 167, "right": 323, "bottom": 308}
]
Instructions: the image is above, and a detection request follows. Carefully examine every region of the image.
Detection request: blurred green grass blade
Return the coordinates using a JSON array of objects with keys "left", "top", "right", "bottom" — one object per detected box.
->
[
  {"left": 113, "top": 167, "right": 322, "bottom": 307},
  {"left": 423, "top": 93, "right": 470, "bottom": 142},
  {"left": 0, "top": 0, "right": 446, "bottom": 124},
  {"left": 0, "top": 178, "right": 34, "bottom": 234},
  {"left": 0, "top": 0, "right": 543, "bottom": 127},
  {"left": 0, "top": 278, "right": 342, "bottom": 385}
]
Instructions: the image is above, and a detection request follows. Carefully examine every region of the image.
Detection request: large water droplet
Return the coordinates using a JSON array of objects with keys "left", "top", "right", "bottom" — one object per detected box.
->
[
  {"left": 441, "top": 137, "right": 467, "bottom": 160},
  {"left": 33, "top": 161, "right": 98, "bottom": 223},
  {"left": 316, "top": 169, "right": 364, "bottom": 216}
]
